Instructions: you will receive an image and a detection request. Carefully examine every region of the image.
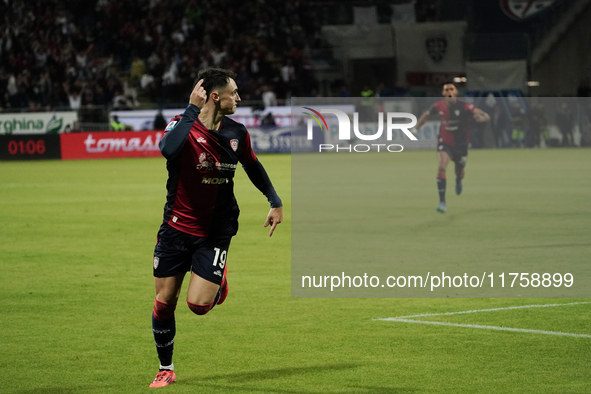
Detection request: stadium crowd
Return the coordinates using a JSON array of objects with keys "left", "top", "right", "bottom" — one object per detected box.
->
[{"left": 0, "top": 0, "right": 322, "bottom": 112}]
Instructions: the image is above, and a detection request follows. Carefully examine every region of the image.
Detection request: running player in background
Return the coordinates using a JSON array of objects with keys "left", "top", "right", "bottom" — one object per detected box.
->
[
  {"left": 149, "top": 68, "right": 283, "bottom": 387},
  {"left": 414, "top": 81, "right": 490, "bottom": 213}
]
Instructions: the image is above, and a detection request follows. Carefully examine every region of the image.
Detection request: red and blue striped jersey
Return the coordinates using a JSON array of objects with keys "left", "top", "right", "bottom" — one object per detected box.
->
[
  {"left": 159, "top": 105, "right": 281, "bottom": 237},
  {"left": 429, "top": 99, "right": 476, "bottom": 148}
]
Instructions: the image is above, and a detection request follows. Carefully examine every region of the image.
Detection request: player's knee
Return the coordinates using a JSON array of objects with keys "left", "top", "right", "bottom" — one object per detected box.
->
[
  {"left": 187, "top": 301, "right": 214, "bottom": 316},
  {"left": 153, "top": 298, "right": 177, "bottom": 321}
]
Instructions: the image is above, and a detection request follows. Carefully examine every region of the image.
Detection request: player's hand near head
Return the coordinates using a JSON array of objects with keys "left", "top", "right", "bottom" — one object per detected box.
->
[
  {"left": 190, "top": 79, "right": 207, "bottom": 109},
  {"left": 264, "top": 206, "right": 283, "bottom": 237}
]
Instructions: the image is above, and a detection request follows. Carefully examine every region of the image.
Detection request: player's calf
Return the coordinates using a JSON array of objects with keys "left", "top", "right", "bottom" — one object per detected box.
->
[
  {"left": 436, "top": 174, "right": 446, "bottom": 203},
  {"left": 455, "top": 168, "right": 465, "bottom": 195},
  {"left": 152, "top": 299, "right": 177, "bottom": 370}
]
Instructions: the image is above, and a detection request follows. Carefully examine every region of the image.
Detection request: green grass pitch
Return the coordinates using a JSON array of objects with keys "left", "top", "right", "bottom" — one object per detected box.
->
[{"left": 0, "top": 149, "right": 590, "bottom": 393}]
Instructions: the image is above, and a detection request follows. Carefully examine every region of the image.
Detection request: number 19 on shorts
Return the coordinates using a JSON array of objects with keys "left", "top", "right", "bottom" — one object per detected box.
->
[{"left": 212, "top": 247, "right": 227, "bottom": 269}]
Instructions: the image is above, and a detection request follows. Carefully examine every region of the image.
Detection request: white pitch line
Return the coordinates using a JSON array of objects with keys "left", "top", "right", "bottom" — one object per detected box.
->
[
  {"left": 379, "top": 318, "right": 591, "bottom": 338},
  {"left": 392, "top": 302, "right": 589, "bottom": 319},
  {"left": 376, "top": 302, "right": 591, "bottom": 338}
]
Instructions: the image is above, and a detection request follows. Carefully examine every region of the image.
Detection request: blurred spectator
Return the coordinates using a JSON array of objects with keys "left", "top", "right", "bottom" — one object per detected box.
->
[
  {"left": 555, "top": 101, "right": 574, "bottom": 147},
  {"left": 375, "top": 82, "right": 393, "bottom": 97},
  {"left": 415, "top": 0, "right": 438, "bottom": 22},
  {"left": 262, "top": 85, "right": 278, "bottom": 108},
  {"left": 336, "top": 83, "right": 351, "bottom": 97},
  {"left": 261, "top": 112, "right": 276, "bottom": 126},
  {"left": 577, "top": 77, "right": 591, "bottom": 97},
  {"left": 359, "top": 85, "right": 374, "bottom": 120},
  {"left": 63, "top": 82, "right": 82, "bottom": 110},
  {"left": 527, "top": 100, "right": 545, "bottom": 148},
  {"left": 361, "top": 85, "right": 374, "bottom": 97},
  {"left": 211, "top": 45, "right": 227, "bottom": 66},
  {"left": 112, "top": 90, "right": 135, "bottom": 110},
  {"left": 153, "top": 110, "right": 167, "bottom": 130},
  {"left": 581, "top": 100, "right": 591, "bottom": 147},
  {"left": 130, "top": 56, "right": 146, "bottom": 87},
  {"left": 111, "top": 115, "right": 125, "bottom": 131},
  {"left": 0, "top": 0, "right": 323, "bottom": 110},
  {"left": 491, "top": 103, "right": 511, "bottom": 148},
  {"left": 511, "top": 120, "right": 526, "bottom": 148}
]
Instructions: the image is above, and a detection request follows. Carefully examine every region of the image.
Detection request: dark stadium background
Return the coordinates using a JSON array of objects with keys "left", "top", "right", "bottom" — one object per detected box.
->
[{"left": 1, "top": 0, "right": 590, "bottom": 143}]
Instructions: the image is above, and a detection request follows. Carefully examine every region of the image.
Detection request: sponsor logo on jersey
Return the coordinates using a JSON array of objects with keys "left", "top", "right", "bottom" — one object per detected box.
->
[
  {"left": 165, "top": 121, "right": 177, "bottom": 131},
  {"left": 455, "top": 110, "right": 460, "bottom": 116},
  {"left": 196, "top": 152, "right": 238, "bottom": 172},
  {"left": 230, "top": 139, "right": 239, "bottom": 151},
  {"left": 201, "top": 177, "right": 230, "bottom": 184},
  {"left": 197, "top": 136, "right": 207, "bottom": 143},
  {"left": 196, "top": 152, "right": 217, "bottom": 172},
  {"left": 218, "top": 162, "right": 237, "bottom": 170}
]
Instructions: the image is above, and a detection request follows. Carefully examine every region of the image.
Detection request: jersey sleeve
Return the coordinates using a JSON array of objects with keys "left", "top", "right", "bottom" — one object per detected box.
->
[
  {"left": 159, "top": 104, "right": 200, "bottom": 159},
  {"left": 464, "top": 101, "right": 477, "bottom": 113},
  {"left": 238, "top": 129, "right": 282, "bottom": 208},
  {"left": 429, "top": 103, "right": 438, "bottom": 115},
  {"left": 243, "top": 159, "right": 283, "bottom": 208},
  {"left": 238, "top": 130, "right": 258, "bottom": 165}
]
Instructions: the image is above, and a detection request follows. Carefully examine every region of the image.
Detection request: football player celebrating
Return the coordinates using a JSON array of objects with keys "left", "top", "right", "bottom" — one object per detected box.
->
[
  {"left": 414, "top": 81, "right": 489, "bottom": 213},
  {"left": 149, "top": 68, "right": 283, "bottom": 387}
]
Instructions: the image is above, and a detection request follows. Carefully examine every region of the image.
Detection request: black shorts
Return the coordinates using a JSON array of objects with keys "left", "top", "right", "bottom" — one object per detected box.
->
[
  {"left": 438, "top": 142, "right": 468, "bottom": 167},
  {"left": 153, "top": 223, "right": 231, "bottom": 285}
]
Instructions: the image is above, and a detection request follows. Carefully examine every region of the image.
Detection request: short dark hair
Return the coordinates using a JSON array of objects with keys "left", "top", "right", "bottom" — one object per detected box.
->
[
  {"left": 195, "top": 68, "right": 237, "bottom": 102},
  {"left": 442, "top": 80, "right": 456, "bottom": 87}
]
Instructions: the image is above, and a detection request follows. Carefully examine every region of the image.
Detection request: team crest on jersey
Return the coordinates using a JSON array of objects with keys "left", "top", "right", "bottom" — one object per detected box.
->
[
  {"left": 197, "top": 137, "right": 207, "bottom": 143},
  {"left": 196, "top": 152, "right": 218, "bottom": 172},
  {"left": 455, "top": 110, "right": 460, "bottom": 116},
  {"left": 165, "top": 120, "right": 177, "bottom": 131},
  {"left": 230, "top": 139, "right": 239, "bottom": 151},
  {"left": 153, "top": 256, "right": 159, "bottom": 269}
]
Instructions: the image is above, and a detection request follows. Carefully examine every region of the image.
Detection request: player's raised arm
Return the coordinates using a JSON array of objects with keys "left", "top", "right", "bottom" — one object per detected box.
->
[
  {"left": 413, "top": 109, "right": 431, "bottom": 134},
  {"left": 189, "top": 79, "right": 207, "bottom": 109},
  {"left": 473, "top": 107, "right": 490, "bottom": 122},
  {"left": 159, "top": 79, "right": 207, "bottom": 159}
]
